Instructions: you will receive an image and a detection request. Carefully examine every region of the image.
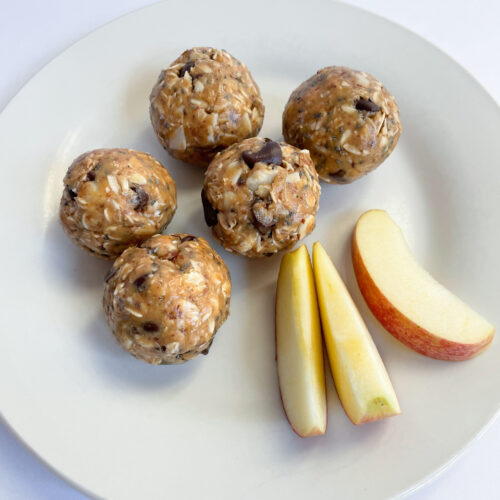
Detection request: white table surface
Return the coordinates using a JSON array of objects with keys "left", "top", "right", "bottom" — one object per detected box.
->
[{"left": 1, "top": 1, "right": 498, "bottom": 499}]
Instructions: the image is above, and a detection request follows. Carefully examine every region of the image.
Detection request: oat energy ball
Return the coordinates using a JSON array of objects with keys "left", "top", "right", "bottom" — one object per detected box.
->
[
  {"left": 60, "top": 148, "right": 177, "bottom": 259},
  {"left": 103, "top": 234, "right": 231, "bottom": 365},
  {"left": 150, "top": 47, "right": 265, "bottom": 167},
  {"left": 202, "top": 137, "right": 320, "bottom": 258},
  {"left": 283, "top": 66, "right": 402, "bottom": 184}
]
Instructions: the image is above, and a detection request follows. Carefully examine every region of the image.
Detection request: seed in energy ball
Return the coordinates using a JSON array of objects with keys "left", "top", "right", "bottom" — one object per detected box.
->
[
  {"left": 202, "top": 137, "right": 321, "bottom": 258},
  {"left": 103, "top": 234, "right": 231, "bottom": 365},
  {"left": 149, "top": 47, "right": 265, "bottom": 167},
  {"left": 59, "top": 148, "right": 177, "bottom": 259},
  {"left": 283, "top": 66, "right": 402, "bottom": 184}
]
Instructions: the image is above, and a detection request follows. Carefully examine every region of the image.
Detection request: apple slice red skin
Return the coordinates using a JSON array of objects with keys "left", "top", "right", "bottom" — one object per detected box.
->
[{"left": 352, "top": 236, "right": 494, "bottom": 361}]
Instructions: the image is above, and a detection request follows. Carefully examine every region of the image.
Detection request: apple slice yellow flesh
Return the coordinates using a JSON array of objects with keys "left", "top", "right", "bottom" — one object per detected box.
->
[
  {"left": 353, "top": 209, "right": 495, "bottom": 361},
  {"left": 312, "top": 242, "right": 400, "bottom": 425},
  {"left": 276, "top": 244, "right": 326, "bottom": 437}
]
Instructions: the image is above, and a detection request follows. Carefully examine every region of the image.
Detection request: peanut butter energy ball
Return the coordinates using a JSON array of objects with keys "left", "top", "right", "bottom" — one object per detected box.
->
[
  {"left": 103, "top": 234, "right": 231, "bottom": 365},
  {"left": 60, "top": 148, "right": 177, "bottom": 259},
  {"left": 150, "top": 47, "right": 265, "bottom": 167},
  {"left": 202, "top": 137, "right": 320, "bottom": 258},
  {"left": 283, "top": 66, "right": 402, "bottom": 184}
]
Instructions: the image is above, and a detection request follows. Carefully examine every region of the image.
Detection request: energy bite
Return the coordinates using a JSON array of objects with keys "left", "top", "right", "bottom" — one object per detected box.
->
[
  {"left": 103, "top": 234, "right": 231, "bottom": 365},
  {"left": 60, "top": 148, "right": 177, "bottom": 259},
  {"left": 202, "top": 137, "right": 320, "bottom": 258},
  {"left": 283, "top": 66, "right": 402, "bottom": 184},
  {"left": 150, "top": 47, "right": 265, "bottom": 167}
]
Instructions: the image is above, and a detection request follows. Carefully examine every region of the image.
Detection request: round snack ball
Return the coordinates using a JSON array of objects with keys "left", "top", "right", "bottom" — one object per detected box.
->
[
  {"left": 60, "top": 148, "right": 177, "bottom": 259},
  {"left": 103, "top": 234, "right": 231, "bottom": 365},
  {"left": 283, "top": 66, "right": 402, "bottom": 184},
  {"left": 150, "top": 47, "right": 265, "bottom": 167},
  {"left": 202, "top": 137, "right": 321, "bottom": 258}
]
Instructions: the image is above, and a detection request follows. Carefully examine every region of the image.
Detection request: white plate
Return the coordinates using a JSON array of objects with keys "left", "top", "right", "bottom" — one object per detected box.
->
[{"left": 0, "top": 1, "right": 499, "bottom": 498}]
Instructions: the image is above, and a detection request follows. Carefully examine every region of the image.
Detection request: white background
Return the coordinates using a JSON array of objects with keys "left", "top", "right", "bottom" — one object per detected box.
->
[{"left": 0, "top": 1, "right": 498, "bottom": 498}]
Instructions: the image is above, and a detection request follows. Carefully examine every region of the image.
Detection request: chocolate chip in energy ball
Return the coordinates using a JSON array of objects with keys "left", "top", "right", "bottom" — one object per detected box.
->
[
  {"left": 241, "top": 140, "right": 282, "bottom": 168},
  {"left": 201, "top": 189, "right": 219, "bottom": 227},
  {"left": 142, "top": 322, "right": 159, "bottom": 333},
  {"left": 355, "top": 97, "right": 381, "bottom": 113},
  {"left": 133, "top": 274, "right": 149, "bottom": 292},
  {"left": 66, "top": 186, "right": 77, "bottom": 200},
  {"left": 180, "top": 235, "right": 197, "bottom": 243},
  {"left": 178, "top": 61, "right": 195, "bottom": 78},
  {"left": 329, "top": 169, "right": 346, "bottom": 179},
  {"left": 131, "top": 185, "right": 149, "bottom": 212}
]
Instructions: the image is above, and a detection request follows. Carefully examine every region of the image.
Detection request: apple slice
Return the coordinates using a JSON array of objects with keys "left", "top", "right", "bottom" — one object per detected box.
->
[
  {"left": 312, "top": 242, "right": 400, "bottom": 425},
  {"left": 276, "top": 244, "right": 326, "bottom": 437},
  {"left": 353, "top": 209, "right": 495, "bottom": 361}
]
